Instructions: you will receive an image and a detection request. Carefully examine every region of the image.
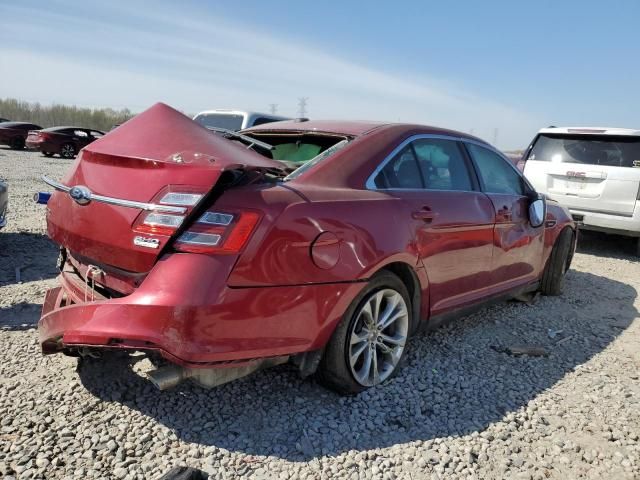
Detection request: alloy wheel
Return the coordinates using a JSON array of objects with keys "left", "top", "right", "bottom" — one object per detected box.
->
[
  {"left": 61, "top": 144, "right": 75, "bottom": 158},
  {"left": 348, "top": 288, "right": 409, "bottom": 387}
]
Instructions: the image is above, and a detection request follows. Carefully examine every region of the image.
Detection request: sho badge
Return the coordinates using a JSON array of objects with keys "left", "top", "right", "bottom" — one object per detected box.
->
[{"left": 134, "top": 236, "right": 160, "bottom": 249}]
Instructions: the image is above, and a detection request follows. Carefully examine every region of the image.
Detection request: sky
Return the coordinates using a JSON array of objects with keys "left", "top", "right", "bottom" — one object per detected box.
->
[{"left": 0, "top": 0, "right": 638, "bottom": 149}]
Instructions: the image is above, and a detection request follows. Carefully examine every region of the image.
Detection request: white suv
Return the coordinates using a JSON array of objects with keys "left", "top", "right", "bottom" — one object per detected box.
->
[
  {"left": 522, "top": 127, "right": 640, "bottom": 253},
  {"left": 193, "top": 110, "right": 290, "bottom": 131}
]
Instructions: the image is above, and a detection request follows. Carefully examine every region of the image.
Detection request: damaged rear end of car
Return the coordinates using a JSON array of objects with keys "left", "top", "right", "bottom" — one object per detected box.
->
[{"left": 39, "top": 103, "right": 300, "bottom": 389}]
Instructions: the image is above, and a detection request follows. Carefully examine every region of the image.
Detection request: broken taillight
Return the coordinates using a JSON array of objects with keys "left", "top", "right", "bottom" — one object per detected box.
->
[{"left": 174, "top": 210, "right": 261, "bottom": 254}]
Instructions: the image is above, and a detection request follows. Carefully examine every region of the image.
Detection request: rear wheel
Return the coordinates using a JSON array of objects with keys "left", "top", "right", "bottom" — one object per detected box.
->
[
  {"left": 10, "top": 137, "right": 24, "bottom": 149},
  {"left": 318, "top": 271, "right": 412, "bottom": 395},
  {"left": 42, "top": 151, "right": 55, "bottom": 157},
  {"left": 60, "top": 143, "right": 76, "bottom": 159},
  {"left": 540, "top": 227, "right": 574, "bottom": 296}
]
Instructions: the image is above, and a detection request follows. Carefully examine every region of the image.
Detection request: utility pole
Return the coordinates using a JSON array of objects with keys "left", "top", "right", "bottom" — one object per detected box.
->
[
  {"left": 297, "top": 97, "right": 309, "bottom": 118},
  {"left": 268, "top": 104, "right": 278, "bottom": 115}
]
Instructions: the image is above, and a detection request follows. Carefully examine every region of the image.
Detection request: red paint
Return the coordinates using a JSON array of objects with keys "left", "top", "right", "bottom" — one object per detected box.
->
[{"left": 39, "top": 104, "right": 575, "bottom": 369}]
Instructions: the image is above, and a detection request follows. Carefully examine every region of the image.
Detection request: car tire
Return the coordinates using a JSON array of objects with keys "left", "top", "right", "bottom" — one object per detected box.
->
[
  {"left": 60, "top": 143, "right": 76, "bottom": 159},
  {"left": 10, "top": 137, "right": 24, "bottom": 149},
  {"left": 317, "top": 271, "right": 413, "bottom": 395},
  {"left": 540, "top": 227, "right": 574, "bottom": 296},
  {"left": 42, "top": 152, "right": 55, "bottom": 157}
]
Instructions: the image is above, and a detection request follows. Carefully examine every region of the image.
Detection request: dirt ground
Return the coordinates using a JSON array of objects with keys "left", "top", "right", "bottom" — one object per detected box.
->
[{"left": 0, "top": 147, "right": 639, "bottom": 479}]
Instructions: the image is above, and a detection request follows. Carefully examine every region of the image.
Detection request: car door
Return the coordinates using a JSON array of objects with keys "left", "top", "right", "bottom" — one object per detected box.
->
[
  {"left": 465, "top": 142, "right": 545, "bottom": 291},
  {"left": 368, "top": 136, "right": 496, "bottom": 315}
]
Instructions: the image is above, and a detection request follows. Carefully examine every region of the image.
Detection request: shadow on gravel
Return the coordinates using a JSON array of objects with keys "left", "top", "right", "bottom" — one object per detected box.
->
[
  {"left": 0, "top": 302, "right": 40, "bottom": 330},
  {"left": 577, "top": 229, "right": 639, "bottom": 259},
  {"left": 0, "top": 232, "right": 59, "bottom": 285},
  {"left": 77, "top": 269, "right": 637, "bottom": 462}
]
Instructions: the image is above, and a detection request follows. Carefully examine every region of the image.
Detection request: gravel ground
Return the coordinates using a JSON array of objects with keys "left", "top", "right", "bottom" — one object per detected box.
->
[{"left": 1, "top": 147, "right": 639, "bottom": 480}]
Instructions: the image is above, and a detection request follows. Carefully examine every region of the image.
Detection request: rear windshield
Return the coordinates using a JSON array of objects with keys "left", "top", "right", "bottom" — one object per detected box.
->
[
  {"left": 528, "top": 134, "right": 640, "bottom": 168},
  {"left": 194, "top": 113, "right": 243, "bottom": 131}
]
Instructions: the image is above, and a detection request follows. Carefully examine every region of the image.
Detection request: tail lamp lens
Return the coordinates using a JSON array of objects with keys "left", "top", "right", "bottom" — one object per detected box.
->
[
  {"left": 174, "top": 210, "right": 261, "bottom": 254},
  {"left": 133, "top": 188, "right": 203, "bottom": 236}
]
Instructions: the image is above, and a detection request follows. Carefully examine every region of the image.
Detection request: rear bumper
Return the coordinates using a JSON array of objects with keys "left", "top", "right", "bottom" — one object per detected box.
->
[
  {"left": 570, "top": 205, "right": 640, "bottom": 237},
  {"left": 38, "top": 253, "right": 363, "bottom": 367}
]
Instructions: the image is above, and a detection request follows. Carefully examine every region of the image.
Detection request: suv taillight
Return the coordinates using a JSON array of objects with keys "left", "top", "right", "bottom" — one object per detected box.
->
[{"left": 174, "top": 209, "right": 261, "bottom": 254}]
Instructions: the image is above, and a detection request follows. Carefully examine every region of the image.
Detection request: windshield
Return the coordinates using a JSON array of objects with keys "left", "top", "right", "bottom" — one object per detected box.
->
[
  {"left": 528, "top": 134, "right": 640, "bottom": 168},
  {"left": 194, "top": 113, "right": 244, "bottom": 131}
]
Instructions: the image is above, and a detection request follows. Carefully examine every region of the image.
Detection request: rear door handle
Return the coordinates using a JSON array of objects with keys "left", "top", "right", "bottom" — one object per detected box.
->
[{"left": 412, "top": 207, "right": 438, "bottom": 223}]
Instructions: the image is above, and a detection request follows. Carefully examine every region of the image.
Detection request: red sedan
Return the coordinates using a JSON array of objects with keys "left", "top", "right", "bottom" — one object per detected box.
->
[
  {"left": 39, "top": 103, "right": 576, "bottom": 394},
  {"left": 26, "top": 126, "right": 105, "bottom": 158}
]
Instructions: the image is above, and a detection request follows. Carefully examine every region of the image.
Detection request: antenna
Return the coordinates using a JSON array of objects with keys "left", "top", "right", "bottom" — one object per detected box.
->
[
  {"left": 269, "top": 104, "right": 278, "bottom": 115},
  {"left": 297, "top": 97, "right": 309, "bottom": 118}
]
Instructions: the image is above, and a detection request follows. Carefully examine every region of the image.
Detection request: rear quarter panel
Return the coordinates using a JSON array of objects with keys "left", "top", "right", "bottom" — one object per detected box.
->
[{"left": 226, "top": 185, "right": 420, "bottom": 287}]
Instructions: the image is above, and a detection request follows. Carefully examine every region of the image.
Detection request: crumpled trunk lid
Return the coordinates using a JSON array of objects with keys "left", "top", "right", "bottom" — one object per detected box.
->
[{"left": 46, "top": 102, "right": 283, "bottom": 273}]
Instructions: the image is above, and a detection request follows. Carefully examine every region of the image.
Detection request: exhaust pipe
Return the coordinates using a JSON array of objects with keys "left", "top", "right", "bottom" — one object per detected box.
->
[{"left": 147, "top": 365, "right": 194, "bottom": 390}]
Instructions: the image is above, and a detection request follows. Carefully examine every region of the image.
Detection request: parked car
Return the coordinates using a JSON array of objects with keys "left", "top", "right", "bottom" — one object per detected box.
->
[
  {"left": 26, "top": 126, "right": 105, "bottom": 159},
  {"left": 522, "top": 126, "right": 640, "bottom": 254},
  {"left": 0, "top": 122, "right": 43, "bottom": 149},
  {"left": 0, "top": 179, "right": 7, "bottom": 230},
  {"left": 39, "top": 103, "right": 575, "bottom": 394},
  {"left": 193, "top": 109, "right": 290, "bottom": 131},
  {"left": 0, "top": 118, "right": 10, "bottom": 123}
]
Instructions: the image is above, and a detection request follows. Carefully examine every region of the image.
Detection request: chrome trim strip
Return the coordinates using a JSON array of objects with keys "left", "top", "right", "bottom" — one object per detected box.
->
[{"left": 42, "top": 176, "right": 187, "bottom": 214}]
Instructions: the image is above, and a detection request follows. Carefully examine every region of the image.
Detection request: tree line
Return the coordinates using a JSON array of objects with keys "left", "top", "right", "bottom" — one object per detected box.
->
[{"left": 0, "top": 98, "right": 135, "bottom": 131}]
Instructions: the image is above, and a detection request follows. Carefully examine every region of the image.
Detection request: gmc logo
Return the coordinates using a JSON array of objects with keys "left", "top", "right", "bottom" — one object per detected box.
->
[{"left": 566, "top": 171, "right": 586, "bottom": 177}]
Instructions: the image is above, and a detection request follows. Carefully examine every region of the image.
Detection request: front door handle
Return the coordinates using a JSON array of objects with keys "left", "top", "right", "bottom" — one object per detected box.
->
[{"left": 412, "top": 207, "right": 438, "bottom": 223}]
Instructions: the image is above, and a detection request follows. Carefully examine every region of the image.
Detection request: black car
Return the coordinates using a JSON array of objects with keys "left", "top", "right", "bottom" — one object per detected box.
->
[{"left": 0, "top": 118, "right": 9, "bottom": 123}]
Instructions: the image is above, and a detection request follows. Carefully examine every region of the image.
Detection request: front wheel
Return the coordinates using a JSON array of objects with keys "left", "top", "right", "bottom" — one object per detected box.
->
[
  {"left": 540, "top": 227, "right": 574, "bottom": 296},
  {"left": 317, "top": 271, "right": 412, "bottom": 395}
]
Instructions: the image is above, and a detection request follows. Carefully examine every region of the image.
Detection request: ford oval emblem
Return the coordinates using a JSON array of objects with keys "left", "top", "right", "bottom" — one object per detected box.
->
[{"left": 69, "top": 185, "right": 92, "bottom": 205}]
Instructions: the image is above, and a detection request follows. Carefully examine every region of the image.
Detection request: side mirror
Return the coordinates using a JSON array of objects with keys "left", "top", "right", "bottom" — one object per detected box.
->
[{"left": 529, "top": 197, "right": 546, "bottom": 228}]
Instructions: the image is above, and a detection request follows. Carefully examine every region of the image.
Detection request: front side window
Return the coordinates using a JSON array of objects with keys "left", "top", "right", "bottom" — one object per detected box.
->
[{"left": 467, "top": 143, "right": 524, "bottom": 195}]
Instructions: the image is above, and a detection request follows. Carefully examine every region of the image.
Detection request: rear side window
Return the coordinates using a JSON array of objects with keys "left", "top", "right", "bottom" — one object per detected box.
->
[
  {"left": 412, "top": 138, "right": 473, "bottom": 191},
  {"left": 528, "top": 134, "right": 640, "bottom": 168},
  {"left": 373, "top": 146, "right": 423, "bottom": 189},
  {"left": 467, "top": 143, "right": 524, "bottom": 195},
  {"left": 373, "top": 138, "right": 474, "bottom": 190}
]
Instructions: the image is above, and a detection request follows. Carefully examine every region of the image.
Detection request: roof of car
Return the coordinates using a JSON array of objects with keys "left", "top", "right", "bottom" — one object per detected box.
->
[
  {"left": 538, "top": 126, "right": 640, "bottom": 136},
  {"left": 244, "top": 119, "right": 489, "bottom": 143}
]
